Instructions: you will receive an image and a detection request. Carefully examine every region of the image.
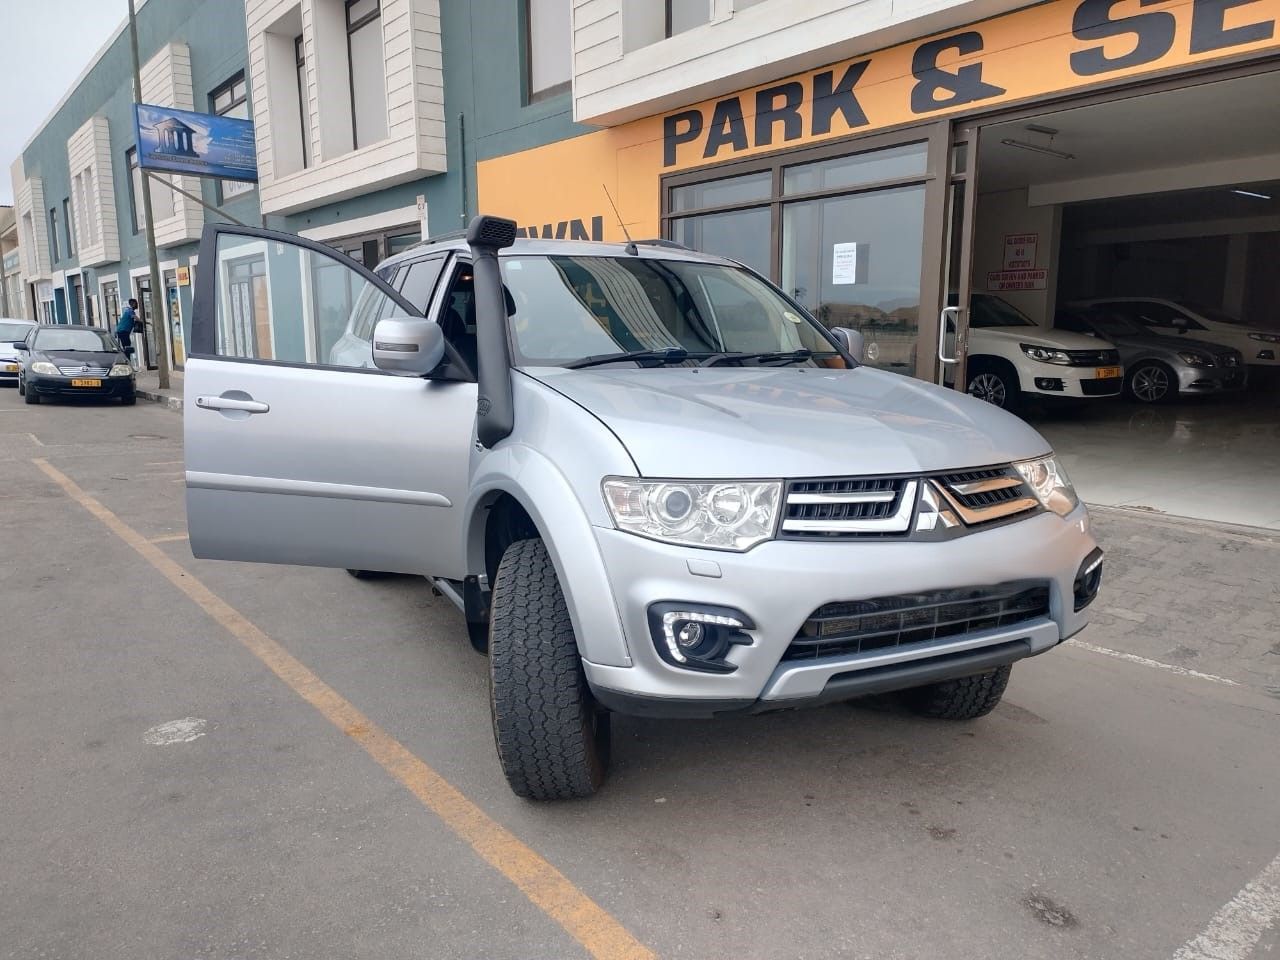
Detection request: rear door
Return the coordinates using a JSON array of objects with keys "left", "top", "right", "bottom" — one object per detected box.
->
[{"left": 185, "top": 225, "right": 476, "bottom": 578}]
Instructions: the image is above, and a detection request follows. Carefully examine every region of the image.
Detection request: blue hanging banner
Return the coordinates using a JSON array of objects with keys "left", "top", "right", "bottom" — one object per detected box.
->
[{"left": 133, "top": 103, "right": 258, "bottom": 182}]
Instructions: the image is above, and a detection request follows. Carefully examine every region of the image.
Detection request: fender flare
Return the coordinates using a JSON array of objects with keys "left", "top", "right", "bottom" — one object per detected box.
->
[{"left": 464, "top": 444, "right": 632, "bottom": 667}]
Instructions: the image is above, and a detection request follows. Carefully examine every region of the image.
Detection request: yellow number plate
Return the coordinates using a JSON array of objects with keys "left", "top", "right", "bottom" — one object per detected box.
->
[
  {"left": 70, "top": 378, "right": 102, "bottom": 387},
  {"left": 3, "top": 363, "right": 16, "bottom": 373},
  {"left": 1094, "top": 366, "right": 1122, "bottom": 379}
]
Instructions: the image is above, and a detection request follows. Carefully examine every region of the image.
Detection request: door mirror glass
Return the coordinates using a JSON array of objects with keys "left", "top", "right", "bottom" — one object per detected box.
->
[
  {"left": 372, "top": 317, "right": 445, "bottom": 376},
  {"left": 831, "top": 326, "right": 865, "bottom": 361},
  {"left": 14, "top": 342, "right": 29, "bottom": 351}
]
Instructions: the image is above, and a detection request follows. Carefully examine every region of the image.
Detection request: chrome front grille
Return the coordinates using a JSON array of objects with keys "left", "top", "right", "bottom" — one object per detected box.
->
[
  {"left": 57, "top": 364, "right": 110, "bottom": 376},
  {"left": 780, "top": 465, "right": 1038, "bottom": 540}
]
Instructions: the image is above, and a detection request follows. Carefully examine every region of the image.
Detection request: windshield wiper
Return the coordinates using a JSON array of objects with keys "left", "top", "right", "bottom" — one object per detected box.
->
[
  {"left": 700, "top": 349, "right": 824, "bottom": 367},
  {"left": 565, "top": 348, "right": 691, "bottom": 370}
]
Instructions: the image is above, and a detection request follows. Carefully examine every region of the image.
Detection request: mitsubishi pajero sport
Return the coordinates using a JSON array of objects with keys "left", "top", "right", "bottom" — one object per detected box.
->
[{"left": 184, "top": 217, "right": 1103, "bottom": 800}]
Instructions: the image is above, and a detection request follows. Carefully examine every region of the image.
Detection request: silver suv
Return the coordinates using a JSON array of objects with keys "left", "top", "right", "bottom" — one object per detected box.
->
[{"left": 185, "top": 217, "right": 1102, "bottom": 800}]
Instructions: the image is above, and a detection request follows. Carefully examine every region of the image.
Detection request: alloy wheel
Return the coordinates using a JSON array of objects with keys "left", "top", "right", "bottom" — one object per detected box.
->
[
  {"left": 1130, "top": 365, "right": 1170, "bottom": 403},
  {"left": 968, "top": 372, "right": 1007, "bottom": 407}
]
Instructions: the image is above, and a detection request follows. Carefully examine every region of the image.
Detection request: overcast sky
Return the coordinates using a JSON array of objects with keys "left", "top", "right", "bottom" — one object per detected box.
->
[{"left": 0, "top": 1, "right": 129, "bottom": 205}]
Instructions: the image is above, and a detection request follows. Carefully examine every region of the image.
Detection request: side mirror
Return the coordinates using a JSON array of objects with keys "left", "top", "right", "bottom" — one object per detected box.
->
[
  {"left": 14, "top": 342, "right": 29, "bottom": 351},
  {"left": 372, "top": 317, "right": 445, "bottom": 376},
  {"left": 831, "top": 326, "right": 865, "bottom": 362}
]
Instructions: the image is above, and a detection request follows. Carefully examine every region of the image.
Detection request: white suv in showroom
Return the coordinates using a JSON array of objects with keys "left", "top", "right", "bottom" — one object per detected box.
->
[
  {"left": 1071, "top": 297, "right": 1280, "bottom": 370},
  {"left": 956, "top": 293, "right": 1123, "bottom": 412}
]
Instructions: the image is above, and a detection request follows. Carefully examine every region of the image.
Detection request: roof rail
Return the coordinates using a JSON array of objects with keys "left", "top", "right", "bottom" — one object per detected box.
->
[
  {"left": 407, "top": 229, "right": 468, "bottom": 251},
  {"left": 633, "top": 238, "right": 692, "bottom": 250}
]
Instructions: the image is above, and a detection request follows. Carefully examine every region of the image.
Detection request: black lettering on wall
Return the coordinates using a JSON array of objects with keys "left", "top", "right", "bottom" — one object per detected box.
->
[
  {"left": 811, "top": 62, "right": 870, "bottom": 135},
  {"left": 569, "top": 216, "right": 605, "bottom": 241},
  {"left": 910, "top": 32, "right": 1007, "bottom": 113},
  {"left": 1190, "top": 0, "right": 1275, "bottom": 52},
  {"left": 1070, "top": 0, "right": 1177, "bottom": 75},
  {"left": 663, "top": 109, "right": 704, "bottom": 166},
  {"left": 754, "top": 82, "right": 804, "bottom": 147},
  {"left": 703, "top": 97, "right": 749, "bottom": 159}
]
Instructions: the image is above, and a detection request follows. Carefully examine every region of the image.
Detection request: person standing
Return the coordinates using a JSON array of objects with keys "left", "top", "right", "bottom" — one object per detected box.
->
[{"left": 117, "top": 298, "right": 141, "bottom": 369}]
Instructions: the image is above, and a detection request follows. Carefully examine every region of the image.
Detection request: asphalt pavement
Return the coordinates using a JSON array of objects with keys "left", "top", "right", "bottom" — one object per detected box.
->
[{"left": 1, "top": 386, "right": 1277, "bottom": 960}]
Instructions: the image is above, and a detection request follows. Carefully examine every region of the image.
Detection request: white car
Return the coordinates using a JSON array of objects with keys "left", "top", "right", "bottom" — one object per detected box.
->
[
  {"left": 1071, "top": 298, "right": 1280, "bottom": 368},
  {"left": 958, "top": 294, "right": 1123, "bottom": 411},
  {"left": 0, "top": 318, "right": 37, "bottom": 386}
]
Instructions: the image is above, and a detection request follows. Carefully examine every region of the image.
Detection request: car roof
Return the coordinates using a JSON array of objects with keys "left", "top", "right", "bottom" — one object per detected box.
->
[
  {"left": 36, "top": 323, "right": 101, "bottom": 331},
  {"left": 376, "top": 236, "right": 739, "bottom": 273}
]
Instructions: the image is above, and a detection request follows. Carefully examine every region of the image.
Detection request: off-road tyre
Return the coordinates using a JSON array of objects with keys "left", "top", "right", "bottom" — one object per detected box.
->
[
  {"left": 904, "top": 665, "right": 1012, "bottom": 720},
  {"left": 489, "top": 537, "right": 609, "bottom": 800}
]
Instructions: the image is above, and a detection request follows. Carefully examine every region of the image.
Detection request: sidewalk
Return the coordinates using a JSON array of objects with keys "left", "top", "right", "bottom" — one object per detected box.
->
[{"left": 134, "top": 367, "right": 183, "bottom": 411}]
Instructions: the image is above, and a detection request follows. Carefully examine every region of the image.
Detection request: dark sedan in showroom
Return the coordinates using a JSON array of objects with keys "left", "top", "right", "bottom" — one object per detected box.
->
[{"left": 17, "top": 325, "right": 136, "bottom": 405}]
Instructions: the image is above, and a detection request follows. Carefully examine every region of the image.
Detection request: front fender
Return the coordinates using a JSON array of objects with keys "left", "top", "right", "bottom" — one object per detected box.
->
[{"left": 466, "top": 445, "right": 633, "bottom": 667}]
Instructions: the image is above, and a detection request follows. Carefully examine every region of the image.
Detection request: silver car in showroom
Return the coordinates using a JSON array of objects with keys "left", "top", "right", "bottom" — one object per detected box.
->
[{"left": 1055, "top": 305, "right": 1246, "bottom": 403}]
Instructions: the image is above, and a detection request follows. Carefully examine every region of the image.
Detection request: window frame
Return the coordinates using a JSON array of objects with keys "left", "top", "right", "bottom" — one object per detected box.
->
[
  {"left": 346, "top": 0, "right": 386, "bottom": 150},
  {"left": 48, "top": 207, "right": 61, "bottom": 263},
  {"left": 62, "top": 197, "right": 76, "bottom": 258},
  {"left": 209, "top": 72, "right": 254, "bottom": 204},
  {"left": 126, "top": 147, "right": 142, "bottom": 235},
  {"left": 522, "top": 0, "right": 571, "bottom": 105},
  {"left": 295, "top": 34, "right": 312, "bottom": 168},
  {"left": 665, "top": 0, "right": 711, "bottom": 38}
]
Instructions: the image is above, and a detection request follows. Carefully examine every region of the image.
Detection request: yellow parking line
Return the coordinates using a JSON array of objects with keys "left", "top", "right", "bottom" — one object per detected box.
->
[
  {"left": 147, "top": 532, "right": 189, "bottom": 544},
  {"left": 33, "top": 457, "right": 655, "bottom": 960}
]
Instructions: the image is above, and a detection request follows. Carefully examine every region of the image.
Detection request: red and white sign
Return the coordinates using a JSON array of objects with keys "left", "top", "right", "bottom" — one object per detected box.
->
[
  {"left": 1003, "top": 233, "right": 1039, "bottom": 269},
  {"left": 987, "top": 269, "right": 1047, "bottom": 291}
]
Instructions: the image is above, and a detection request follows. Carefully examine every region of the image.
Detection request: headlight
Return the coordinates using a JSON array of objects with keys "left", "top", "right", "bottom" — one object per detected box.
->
[
  {"left": 602, "top": 478, "right": 782, "bottom": 551},
  {"left": 30, "top": 361, "right": 58, "bottom": 375},
  {"left": 1248, "top": 332, "right": 1280, "bottom": 343},
  {"left": 109, "top": 363, "right": 132, "bottom": 377},
  {"left": 1019, "top": 344, "right": 1071, "bottom": 365},
  {"left": 1176, "top": 351, "right": 1212, "bottom": 367},
  {"left": 1014, "top": 456, "right": 1079, "bottom": 518}
]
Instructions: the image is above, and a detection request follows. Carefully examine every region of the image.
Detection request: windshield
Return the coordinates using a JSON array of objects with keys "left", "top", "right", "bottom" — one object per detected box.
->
[
  {"left": 1085, "top": 313, "right": 1144, "bottom": 337},
  {"left": 1177, "top": 302, "right": 1248, "bottom": 326},
  {"left": 500, "top": 256, "right": 837, "bottom": 366},
  {"left": 969, "top": 294, "right": 1036, "bottom": 328},
  {"left": 0, "top": 321, "right": 33, "bottom": 342},
  {"left": 34, "top": 328, "right": 118, "bottom": 352}
]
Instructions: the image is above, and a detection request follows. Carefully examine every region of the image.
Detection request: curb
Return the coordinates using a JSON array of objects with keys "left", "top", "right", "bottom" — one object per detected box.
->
[{"left": 135, "top": 388, "right": 183, "bottom": 412}]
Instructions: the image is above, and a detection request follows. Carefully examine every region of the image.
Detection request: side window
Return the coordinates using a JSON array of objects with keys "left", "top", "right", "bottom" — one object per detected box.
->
[
  {"left": 398, "top": 255, "right": 448, "bottom": 312},
  {"left": 210, "top": 232, "right": 409, "bottom": 369},
  {"left": 435, "top": 265, "right": 477, "bottom": 375}
]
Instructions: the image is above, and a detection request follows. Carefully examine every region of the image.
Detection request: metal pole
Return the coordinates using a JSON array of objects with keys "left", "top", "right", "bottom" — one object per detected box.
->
[
  {"left": 143, "top": 170, "right": 250, "bottom": 227},
  {"left": 128, "top": 0, "right": 171, "bottom": 390}
]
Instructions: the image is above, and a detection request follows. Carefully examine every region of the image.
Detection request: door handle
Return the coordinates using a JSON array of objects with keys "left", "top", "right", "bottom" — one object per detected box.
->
[
  {"left": 196, "top": 395, "right": 270, "bottom": 414},
  {"left": 938, "top": 306, "right": 960, "bottom": 366}
]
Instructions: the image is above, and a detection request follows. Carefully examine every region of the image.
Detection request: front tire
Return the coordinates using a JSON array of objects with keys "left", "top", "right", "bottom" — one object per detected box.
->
[
  {"left": 903, "top": 665, "right": 1012, "bottom": 719},
  {"left": 1126, "top": 361, "right": 1177, "bottom": 404},
  {"left": 966, "top": 361, "right": 1021, "bottom": 412},
  {"left": 24, "top": 385, "right": 39, "bottom": 404},
  {"left": 121, "top": 393, "right": 137, "bottom": 406},
  {"left": 489, "top": 537, "right": 609, "bottom": 800}
]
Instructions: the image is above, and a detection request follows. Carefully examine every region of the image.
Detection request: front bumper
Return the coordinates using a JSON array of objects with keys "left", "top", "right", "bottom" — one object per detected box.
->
[
  {"left": 26, "top": 374, "right": 135, "bottom": 399},
  {"left": 1022, "top": 365, "right": 1123, "bottom": 399},
  {"left": 0, "top": 360, "right": 20, "bottom": 383},
  {"left": 582, "top": 505, "right": 1098, "bottom": 717},
  {"left": 1177, "top": 365, "right": 1247, "bottom": 394}
]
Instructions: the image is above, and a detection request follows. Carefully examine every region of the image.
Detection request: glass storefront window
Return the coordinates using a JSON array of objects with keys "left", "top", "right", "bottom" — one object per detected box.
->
[
  {"left": 783, "top": 141, "right": 927, "bottom": 195},
  {"left": 670, "top": 170, "right": 772, "bottom": 212},
  {"left": 670, "top": 207, "right": 771, "bottom": 278},
  {"left": 781, "top": 184, "right": 926, "bottom": 374}
]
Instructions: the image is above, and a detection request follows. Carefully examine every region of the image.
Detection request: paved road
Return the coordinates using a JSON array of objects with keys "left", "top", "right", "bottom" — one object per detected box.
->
[{"left": 2, "top": 388, "right": 1278, "bottom": 960}]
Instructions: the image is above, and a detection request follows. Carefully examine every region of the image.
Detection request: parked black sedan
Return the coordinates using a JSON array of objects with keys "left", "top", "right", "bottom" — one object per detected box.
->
[{"left": 17, "top": 325, "right": 136, "bottom": 405}]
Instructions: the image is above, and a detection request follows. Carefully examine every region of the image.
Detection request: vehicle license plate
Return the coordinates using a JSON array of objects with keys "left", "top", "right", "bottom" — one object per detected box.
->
[
  {"left": 1094, "top": 366, "right": 1122, "bottom": 379},
  {"left": 70, "top": 378, "right": 102, "bottom": 387}
]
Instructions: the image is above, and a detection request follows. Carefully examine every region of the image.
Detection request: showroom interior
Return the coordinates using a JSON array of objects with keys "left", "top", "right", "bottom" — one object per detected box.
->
[{"left": 959, "top": 64, "right": 1280, "bottom": 529}]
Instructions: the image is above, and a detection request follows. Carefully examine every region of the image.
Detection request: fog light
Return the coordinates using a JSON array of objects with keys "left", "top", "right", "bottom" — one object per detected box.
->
[
  {"left": 1035, "top": 377, "right": 1065, "bottom": 391},
  {"left": 1073, "top": 548, "right": 1104, "bottom": 611},
  {"left": 647, "top": 602, "right": 755, "bottom": 673},
  {"left": 1257, "top": 350, "right": 1275, "bottom": 361}
]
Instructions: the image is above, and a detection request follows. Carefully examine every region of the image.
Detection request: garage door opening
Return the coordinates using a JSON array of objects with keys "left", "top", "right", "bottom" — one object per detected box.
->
[{"left": 966, "top": 69, "right": 1280, "bottom": 529}]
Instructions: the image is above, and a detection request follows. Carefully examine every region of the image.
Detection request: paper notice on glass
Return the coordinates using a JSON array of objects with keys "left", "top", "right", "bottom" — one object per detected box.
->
[{"left": 832, "top": 243, "right": 859, "bottom": 285}]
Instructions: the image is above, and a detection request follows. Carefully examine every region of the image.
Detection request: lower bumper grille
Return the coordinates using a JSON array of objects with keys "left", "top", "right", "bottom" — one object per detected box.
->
[
  {"left": 1081, "top": 376, "right": 1123, "bottom": 396},
  {"left": 784, "top": 581, "right": 1051, "bottom": 662}
]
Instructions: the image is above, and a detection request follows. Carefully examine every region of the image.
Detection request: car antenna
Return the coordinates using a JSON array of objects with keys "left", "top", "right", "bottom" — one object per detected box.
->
[{"left": 602, "top": 184, "right": 638, "bottom": 255}]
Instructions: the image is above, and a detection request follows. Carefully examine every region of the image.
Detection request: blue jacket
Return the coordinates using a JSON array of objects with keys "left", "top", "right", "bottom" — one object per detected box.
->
[{"left": 116, "top": 307, "right": 137, "bottom": 336}]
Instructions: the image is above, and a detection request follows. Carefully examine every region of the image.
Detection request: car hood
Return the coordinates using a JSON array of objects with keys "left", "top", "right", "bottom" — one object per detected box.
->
[
  {"left": 0, "top": 344, "right": 22, "bottom": 361},
  {"left": 971, "top": 326, "right": 1114, "bottom": 350},
  {"left": 527, "top": 366, "right": 1051, "bottom": 478}
]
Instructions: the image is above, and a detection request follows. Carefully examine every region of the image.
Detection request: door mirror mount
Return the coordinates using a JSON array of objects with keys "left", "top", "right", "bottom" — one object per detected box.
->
[
  {"left": 372, "top": 317, "right": 446, "bottom": 377},
  {"left": 831, "top": 326, "right": 865, "bottom": 363}
]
